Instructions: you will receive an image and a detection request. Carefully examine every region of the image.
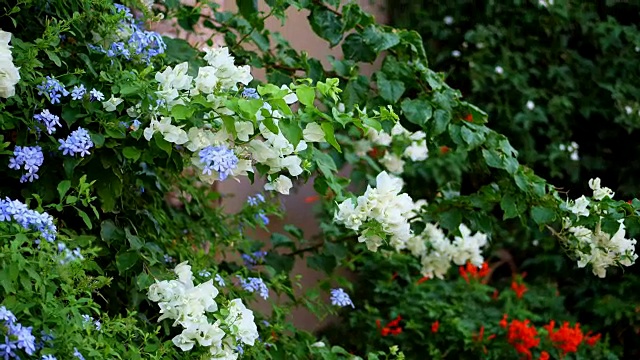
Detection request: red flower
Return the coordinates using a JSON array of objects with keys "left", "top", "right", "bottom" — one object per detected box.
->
[
  {"left": 539, "top": 351, "right": 550, "bottom": 360},
  {"left": 304, "top": 195, "right": 320, "bottom": 203},
  {"left": 511, "top": 280, "right": 528, "bottom": 299},
  {"left": 492, "top": 289, "right": 500, "bottom": 300},
  {"left": 379, "top": 316, "right": 403, "bottom": 337},
  {"left": 416, "top": 276, "right": 429, "bottom": 284},
  {"left": 431, "top": 320, "right": 440, "bottom": 333},
  {"left": 585, "top": 331, "right": 601, "bottom": 346},
  {"left": 500, "top": 314, "right": 508, "bottom": 328},
  {"left": 464, "top": 114, "right": 473, "bottom": 122},
  {"left": 439, "top": 145, "right": 450, "bottom": 154},
  {"left": 545, "top": 321, "right": 584, "bottom": 355},
  {"left": 459, "top": 261, "right": 489, "bottom": 283},
  {"left": 506, "top": 319, "right": 540, "bottom": 359},
  {"left": 473, "top": 325, "right": 486, "bottom": 342}
]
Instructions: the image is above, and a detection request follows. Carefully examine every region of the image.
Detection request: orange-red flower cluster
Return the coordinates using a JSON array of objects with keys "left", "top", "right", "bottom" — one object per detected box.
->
[
  {"left": 416, "top": 276, "right": 430, "bottom": 285},
  {"left": 377, "top": 315, "right": 403, "bottom": 337},
  {"left": 539, "top": 351, "right": 550, "bottom": 360},
  {"left": 543, "top": 320, "right": 601, "bottom": 354},
  {"left": 511, "top": 280, "right": 528, "bottom": 299},
  {"left": 506, "top": 318, "right": 540, "bottom": 359},
  {"left": 431, "top": 320, "right": 439, "bottom": 333},
  {"left": 464, "top": 114, "right": 473, "bottom": 122},
  {"left": 459, "top": 262, "right": 489, "bottom": 283}
]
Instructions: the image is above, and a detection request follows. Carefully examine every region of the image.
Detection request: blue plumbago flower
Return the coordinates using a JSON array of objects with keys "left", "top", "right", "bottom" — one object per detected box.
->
[
  {"left": 114, "top": 3, "right": 133, "bottom": 18},
  {"left": 214, "top": 274, "right": 225, "bottom": 287},
  {"left": 261, "top": 320, "right": 270, "bottom": 327},
  {"left": 131, "top": 119, "right": 141, "bottom": 131},
  {"left": 247, "top": 193, "right": 265, "bottom": 206},
  {"left": 256, "top": 212, "right": 270, "bottom": 225},
  {"left": 199, "top": 270, "right": 211, "bottom": 278},
  {"left": 163, "top": 254, "right": 173, "bottom": 263},
  {"left": 0, "top": 336, "right": 16, "bottom": 360},
  {"left": 89, "top": 4, "right": 165, "bottom": 64},
  {"left": 58, "top": 128, "right": 94, "bottom": 157},
  {"left": 242, "top": 87, "right": 260, "bottom": 99},
  {"left": 42, "top": 355, "right": 57, "bottom": 360},
  {"left": 330, "top": 288, "right": 354, "bottom": 308},
  {"left": 73, "top": 348, "right": 85, "bottom": 360},
  {"left": 0, "top": 198, "right": 57, "bottom": 242},
  {"left": 71, "top": 84, "right": 86, "bottom": 100},
  {"left": 33, "top": 109, "right": 62, "bottom": 134},
  {"left": 94, "top": 320, "right": 102, "bottom": 331},
  {"left": 11, "top": 323, "right": 36, "bottom": 355},
  {"left": 8, "top": 146, "right": 44, "bottom": 183},
  {"left": 242, "top": 251, "right": 268, "bottom": 269},
  {"left": 0, "top": 307, "right": 16, "bottom": 325},
  {"left": 236, "top": 344, "right": 244, "bottom": 355},
  {"left": 57, "top": 242, "right": 84, "bottom": 264},
  {"left": 89, "top": 88, "right": 104, "bottom": 102},
  {"left": 198, "top": 145, "right": 239, "bottom": 180},
  {"left": 36, "top": 76, "right": 69, "bottom": 104},
  {"left": 237, "top": 276, "right": 269, "bottom": 300}
]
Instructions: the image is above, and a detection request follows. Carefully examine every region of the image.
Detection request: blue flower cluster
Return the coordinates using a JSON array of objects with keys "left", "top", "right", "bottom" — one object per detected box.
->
[
  {"left": 81, "top": 314, "right": 101, "bottom": 331},
  {"left": 89, "top": 4, "right": 166, "bottom": 64},
  {"left": 89, "top": 88, "right": 104, "bottom": 102},
  {"left": 36, "top": 77, "right": 69, "bottom": 105},
  {"left": 70, "top": 85, "right": 86, "bottom": 101},
  {"left": 241, "top": 251, "right": 267, "bottom": 269},
  {"left": 57, "top": 243, "right": 84, "bottom": 264},
  {"left": 8, "top": 146, "right": 44, "bottom": 183},
  {"left": 198, "top": 270, "right": 211, "bottom": 278},
  {"left": 215, "top": 274, "right": 225, "bottom": 287},
  {"left": 237, "top": 276, "right": 269, "bottom": 300},
  {"left": 33, "top": 110, "right": 62, "bottom": 135},
  {"left": 73, "top": 348, "right": 85, "bottom": 360},
  {"left": 242, "top": 87, "right": 260, "bottom": 99},
  {"left": 330, "top": 288, "right": 354, "bottom": 308},
  {"left": 198, "top": 145, "right": 239, "bottom": 180},
  {"left": 0, "top": 198, "right": 56, "bottom": 242},
  {"left": 58, "top": 128, "right": 94, "bottom": 157},
  {"left": 0, "top": 306, "right": 37, "bottom": 358},
  {"left": 247, "top": 194, "right": 270, "bottom": 225}
]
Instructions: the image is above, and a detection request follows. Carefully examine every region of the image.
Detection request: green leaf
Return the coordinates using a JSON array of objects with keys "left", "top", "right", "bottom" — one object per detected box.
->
[
  {"left": 279, "top": 119, "right": 302, "bottom": 149},
  {"left": 313, "top": 147, "right": 337, "bottom": 178},
  {"left": 401, "top": 98, "right": 432, "bottom": 125},
  {"left": 309, "top": 7, "right": 343, "bottom": 46},
  {"left": 461, "top": 125, "right": 486, "bottom": 148},
  {"left": 320, "top": 122, "right": 341, "bottom": 152},
  {"left": 45, "top": 49, "right": 62, "bottom": 67},
  {"left": 482, "top": 149, "right": 503, "bottom": 169},
  {"left": 432, "top": 109, "right": 451, "bottom": 136},
  {"left": 362, "top": 25, "right": 400, "bottom": 53},
  {"left": 295, "top": 85, "right": 315, "bottom": 107},
  {"left": 376, "top": 72, "right": 405, "bottom": 103},
  {"left": 500, "top": 195, "right": 518, "bottom": 219},
  {"left": 122, "top": 147, "right": 141, "bottom": 162},
  {"left": 125, "top": 227, "right": 145, "bottom": 250},
  {"left": 116, "top": 251, "right": 139, "bottom": 273},
  {"left": 342, "top": 33, "right": 376, "bottom": 62},
  {"left": 531, "top": 206, "right": 556, "bottom": 225},
  {"left": 170, "top": 104, "right": 194, "bottom": 121},
  {"left": 236, "top": 0, "right": 258, "bottom": 19},
  {"left": 76, "top": 208, "right": 92, "bottom": 230},
  {"left": 100, "top": 220, "right": 124, "bottom": 244},
  {"left": 271, "top": 233, "right": 296, "bottom": 250},
  {"left": 57, "top": 180, "right": 71, "bottom": 200}
]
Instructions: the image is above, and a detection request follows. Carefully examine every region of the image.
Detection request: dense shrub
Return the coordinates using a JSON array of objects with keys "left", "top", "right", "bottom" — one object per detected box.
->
[{"left": 0, "top": 0, "right": 638, "bottom": 359}]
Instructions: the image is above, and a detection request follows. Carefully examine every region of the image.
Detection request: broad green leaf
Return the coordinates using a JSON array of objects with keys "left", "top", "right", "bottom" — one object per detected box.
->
[
  {"left": 376, "top": 72, "right": 405, "bottom": 103},
  {"left": 116, "top": 251, "right": 139, "bottom": 273},
  {"left": 122, "top": 147, "right": 141, "bottom": 162},
  {"left": 295, "top": 85, "right": 315, "bottom": 107},
  {"left": 401, "top": 98, "right": 432, "bottom": 125},
  {"left": 531, "top": 206, "right": 556, "bottom": 225},
  {"left": 320, "top": 122, "right": 341, "bottom": 152},
  {"left": 362, "top": 25, "right": 400, "bottom": 53},
  {"left": 309, "top": 7, "right": 343, "bottom": 46},
  {"left": 57, "top": 180, "right": 71, "bottom": 200}
]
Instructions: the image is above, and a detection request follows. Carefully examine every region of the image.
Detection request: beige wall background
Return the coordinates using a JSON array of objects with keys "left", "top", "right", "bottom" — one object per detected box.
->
[{"left": 158, "top": 0, "right": 387, "bottom": 331}]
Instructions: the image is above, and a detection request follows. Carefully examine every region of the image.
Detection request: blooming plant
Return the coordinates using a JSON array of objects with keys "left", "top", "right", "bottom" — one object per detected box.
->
[{"left": 0, "top": 0, "right": 638, "bottom": 358}]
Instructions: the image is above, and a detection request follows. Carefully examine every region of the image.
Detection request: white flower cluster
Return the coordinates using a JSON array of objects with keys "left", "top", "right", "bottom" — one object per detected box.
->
[
  {"left": 334, "top": 171, "right": 488, "bottom": 277},
  {"left": 334, "top": 171, "right": 414, "bottom": 252},
  {"left": 141, "top": 46, "right": 317, "bottom": 195},
  {"left": 563, "top": 178, "right": 637, "bottom": 278},
  {"left": 148, "top": 262, "right": 259, "bottom": 359},
  {"left": 407, "top": 223, "right": 488, "bottom": 279},
  {"left": 355, "top": 122, "right": 428, "bottom": 174},
  {"left": 558, "top": 141, "right": 579, "bottom": 161},
  {"left": 0, "top": 30, "right": 20, "bottom": 98}
]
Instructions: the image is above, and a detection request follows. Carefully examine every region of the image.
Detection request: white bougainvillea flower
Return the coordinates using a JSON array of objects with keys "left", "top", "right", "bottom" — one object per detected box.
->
[{"left": 0, "top": 30, "right": 20, "bottom": 98}]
